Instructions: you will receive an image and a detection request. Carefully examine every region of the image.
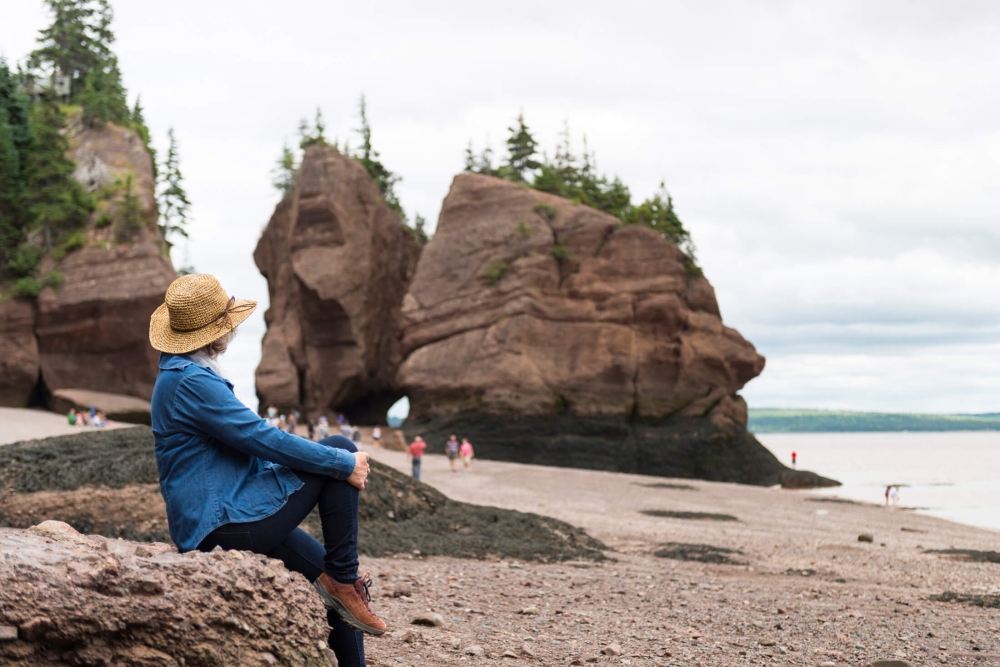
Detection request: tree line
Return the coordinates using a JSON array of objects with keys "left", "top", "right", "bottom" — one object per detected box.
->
[
  {"left": 465, "top": 114, "right": 700, "bottom": 273},
  {"left": 272, "top": 97, "right": 428, "bottom": 244},
  {"left": 0, "top": 0, "right": 191, "bottom": 297}
]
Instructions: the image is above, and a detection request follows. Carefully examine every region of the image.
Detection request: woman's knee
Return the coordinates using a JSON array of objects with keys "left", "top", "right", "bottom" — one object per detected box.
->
[{"left": 319, "top": 435, "right": 357, "bottom": 453}]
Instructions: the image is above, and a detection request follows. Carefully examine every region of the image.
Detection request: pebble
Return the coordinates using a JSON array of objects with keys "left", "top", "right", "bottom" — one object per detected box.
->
[
  {"left": 451, "top": 638, "right": 461, "bottom": 650},
  {"left": 464, "top": 645, "right": 485, "bottom": 656},
  {"left": 870, "top": 661, "right": 915, "bottom": 667},
  {"left": 453, "top": 600, "right": 466, "bottom": 607},
  {"left": 501, "top": 649, "right": 518, "bottom": 658},
  {"left": 410, "top": 612, "right": 444, "bottom": 627},
  {"left": 519, "top": 606, "right": 539, "bottom": 615},
  {"left": 858, "top": 534, "right": 874, "bottom": 543},
  {"left": 759, "top": 639, "right": 776, "bottom": 646},
  {"left": 0, "top": 625, "right": 17, "bottom": 642},
  {"left": 601, "top": 643, "right": 623, "bottom": 656},
  {"left": 520, "top": 645, "right": 537, "bottom": 657},
  {"left": 820, "top": 662, "right": 836, "bottom": 667}
]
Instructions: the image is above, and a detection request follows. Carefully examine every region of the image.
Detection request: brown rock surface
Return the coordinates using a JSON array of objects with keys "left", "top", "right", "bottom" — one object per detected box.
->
[
  {"left": 398, "top": 174, "right": 825, "bottom": 486},
  {"left": 254, "top": 145, "right": 421, "bottom": 422},
  {"left": 0, "top": 521, "right": 333, "bottom": 666},
  {"left": 0, "top": 119, "right": 174, "bottom": 408},
  {"left": 0, "top": 298, "right": 40, "bottom": 407}
]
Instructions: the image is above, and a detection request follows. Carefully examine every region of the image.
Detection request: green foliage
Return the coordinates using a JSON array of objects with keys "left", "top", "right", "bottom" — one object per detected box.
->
[
  {"left": 28, "top": 0, "right": 116, "bottom": 100},
  {"left": 298, "top": 107, "right": 328, "bottom": 150},
  {"left": 23, "top": 95, "right": 93, "bottom": 252},
  {"left": 532, "top": 203, "right": 556, "bottom": 221},
  {"left": 130, "top": 96, "right": 156, "bottom": 182},
  {"left": 115, "top": 172, "right": 143, "bottom": 241},
  {"left": 463, "top": 114, "right": 701, "bottom": 272},
  {"left": 157, "top": 128, "right": 190, "bottom": 243},
  {"left": 7, "top": 245, "right": 43, "bottom": 278},
  {"left": 550, "top": 244, "right": 573, "bottom": 261},
  {"left": 0, "top": 59, "right": 35, "bottom": 275},
  {"left": 50, "top": 228, "right": 86, "bottom": 260},
  {"left": 12, "top": 269, "right": 62, "bottom": 298},
  {"left": 406, "top": 213, "right": 429, "bottom": 244},
  {"left": 77, "top": 57, "right": 129, "bottom": 128},
  {"left": 271, "top": 142, "right": 298, "bottom": 196},
  {"left": 481, "top": 260, "right": 508, "bottom": 287},
  {"left": 353, "top": 95, "right": 404, "bottom": 219},
  {"left": 94, "top": 209, "right": 112, "bottom": 227},
  {"left": 515, "top": 218, "right": 532, "bottom": 238},
  {"left": 501, "top": 112, "right": 540, "bottom": 183}
]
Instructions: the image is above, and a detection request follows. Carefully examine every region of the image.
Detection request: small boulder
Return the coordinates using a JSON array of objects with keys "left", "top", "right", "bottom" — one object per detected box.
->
[
  {"left": 411, "top": 612, "right": 444, "bottom": 627},
  {"left": 601, "top": 643, "right": 623, "bottom": 656},
  {"left": 519, "top": 606, "right": 539, "bottom": 615},
  {"left": 858, "top": 534, "right": 874, "bottom": 543},
  {"left": 464, "top": 645, "right": 485, "bottom": 656}
]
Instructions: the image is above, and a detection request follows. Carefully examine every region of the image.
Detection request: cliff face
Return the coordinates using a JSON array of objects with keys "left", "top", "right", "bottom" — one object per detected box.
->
[
  {"left": 0, "top": 119, "right": 174, "bottom": 407},
  {"left": 397, "top": 174, "right": 806, "bottom": 486},
  {"left": 254, "top": 146, "right": 421, "bottom": 422}
]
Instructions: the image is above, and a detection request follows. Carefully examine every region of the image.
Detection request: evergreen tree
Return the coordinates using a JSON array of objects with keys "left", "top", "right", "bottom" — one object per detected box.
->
[
  {"left": 22, "top": 95, "right": 93, "bottom": 252},
  {"left": 271, "top": 142, "right": 298, "bottom": 196},
  {"left": 298, "top": 107, "right": 328, "bottom": 150},
  {"left": 353, "top": 95, "right": 404, "bottom": 219},
  {"left": 28, "top": 0, "right": 115, "bottom": 99},
  {"left": 463, "top": 141, "right": 476, "bottom": 173},
  {"left": 501, "top": 112, "right": 540, "bottom": 183},
  {"left": 0, "top": 60, "right": 34, "bottom": 273},
  {"left": 116, "top": 172, "right": 142, "bottom": 241},
  {"left": 130, "top": 95, "right": 156, "bottom": 181},
  {"left": 409, "top": 213, "right": 429, "bottom": 244},
  {"left": 77, "top": 55, "right": 129, "bottom": 127},
  {"left": 158, "top": 128, "right": 190, "bottom": 243}
]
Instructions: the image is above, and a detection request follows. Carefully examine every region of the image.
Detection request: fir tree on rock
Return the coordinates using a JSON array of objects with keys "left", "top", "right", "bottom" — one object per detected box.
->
[
  {"left": 353, "top": 94, "right": 403, "bottom": 219},
  {"left": 158, "top": 128, "right": 191, "bottom": 245},
  {"left": 501, "top": 112, "right": 540, "bottom": 183},
  {"left": 271, "top": 142, "right": 298, "bottom": 196},
  {"left": 27, "top": 0, "right": 116, "bottom": 99}
]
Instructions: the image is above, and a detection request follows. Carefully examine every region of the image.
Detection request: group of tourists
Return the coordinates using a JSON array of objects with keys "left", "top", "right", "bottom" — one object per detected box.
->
[
  {"left": 66, "top": 407, "right": 109, "bottom": 427},
  {"left": 263, "top": 407, "right": 384, "bottom": 448},
  {"left": 406, "top": 433, "right": 475, "bottom": 480}
]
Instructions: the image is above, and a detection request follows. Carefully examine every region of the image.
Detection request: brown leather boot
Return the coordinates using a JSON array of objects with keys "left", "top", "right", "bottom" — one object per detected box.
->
[{"left": 313, "top": 572, "right": 387, "bottom": 636}]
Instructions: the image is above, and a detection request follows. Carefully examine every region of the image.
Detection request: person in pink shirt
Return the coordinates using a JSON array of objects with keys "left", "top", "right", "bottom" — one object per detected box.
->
[{"left": 459, "top": 438, "right": 474, "bottom": 471}]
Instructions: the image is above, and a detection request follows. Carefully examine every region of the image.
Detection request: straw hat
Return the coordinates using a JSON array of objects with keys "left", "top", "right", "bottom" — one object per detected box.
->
[{"left": 149, "top": 274, "right": 257, "bottom": 354}]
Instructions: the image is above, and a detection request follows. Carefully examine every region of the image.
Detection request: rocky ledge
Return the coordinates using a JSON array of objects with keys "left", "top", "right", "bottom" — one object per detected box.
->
[{"left": 0, "top": 521, "right": 333, "bottom": 666}]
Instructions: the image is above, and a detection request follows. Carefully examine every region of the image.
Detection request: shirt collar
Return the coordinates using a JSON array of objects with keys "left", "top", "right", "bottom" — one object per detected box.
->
[{"left": 158, "top": 352, "right": 196, "bottom": 371}]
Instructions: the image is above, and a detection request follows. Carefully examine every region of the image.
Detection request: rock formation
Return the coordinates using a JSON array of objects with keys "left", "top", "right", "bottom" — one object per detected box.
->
[
  {"left": 254, "top": 145, "right": 421, "bottom": 422},
  {"left": 0, "top": 521, "right": 334, "bottom": 666},
  {"left": 398, "top": 174, "right": 833, "bottom": 487},
  {"left": 0, "top": 118, "right": 175, "bottom": 408}
]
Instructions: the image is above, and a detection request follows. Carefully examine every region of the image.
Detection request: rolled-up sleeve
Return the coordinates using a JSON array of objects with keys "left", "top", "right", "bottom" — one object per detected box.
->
[{"left": 174, "top": 372, "right": 356, "bottom": 479}]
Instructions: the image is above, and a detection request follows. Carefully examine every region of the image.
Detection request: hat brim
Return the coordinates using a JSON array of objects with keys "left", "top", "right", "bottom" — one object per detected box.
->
[{"left": 149, "top": 299, "right": 257, "bottom": 354}]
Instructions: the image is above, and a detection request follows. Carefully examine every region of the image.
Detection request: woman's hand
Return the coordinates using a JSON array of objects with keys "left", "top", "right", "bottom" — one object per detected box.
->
[{"left": 347, "top": 451, "right": 371, "bottom": 490}]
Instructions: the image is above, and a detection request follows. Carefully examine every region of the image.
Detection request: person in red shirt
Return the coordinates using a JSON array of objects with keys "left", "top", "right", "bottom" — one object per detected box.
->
[
  {"left": 407, "top": 436, "right": 427, "bottom": 480},
  {"left": 791, "top": 451, "right": 797, "bottom": 469}
]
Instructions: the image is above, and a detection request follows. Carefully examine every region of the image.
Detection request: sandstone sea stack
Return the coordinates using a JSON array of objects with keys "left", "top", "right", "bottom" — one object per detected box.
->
[
  {"left": 254, "top": 145, "right": 421, "bottom": 422},
  {"left": 0, "top": 117, "right": 175, "bottom": 408},
  {"left": 399, "top": 174, "right": 827, "bottom": 486}
]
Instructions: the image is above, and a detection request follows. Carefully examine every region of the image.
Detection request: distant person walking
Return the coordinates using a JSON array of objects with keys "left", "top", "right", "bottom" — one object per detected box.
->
[
  {"left": 890, "top": 486, "right": 899, "bottom": 506},
  {"left": 885, "top": 485, "right": 891, "bottom": 507},
  {"left": 371, "top": 426, "right": 381, "bottom": 449},
  {"left": 445, "top": 434, "right": 460, "bottom": 472},
  {"left": 408, "top": 436, "right": 427, "bottom": 480},
  {"left": 317, "top": 416, "right": 330, "bottom": 439},
  {"left": 460, "top": 438, "right": 474, "bottom": 471},
  {"left": 791, "top": 451, "right": 797, "bottom": 468}
]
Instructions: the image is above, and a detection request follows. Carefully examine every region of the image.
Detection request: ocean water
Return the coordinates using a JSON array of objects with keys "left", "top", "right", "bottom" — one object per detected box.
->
[{"left": 757, "top": 431, "right": 1000, "bottom": 532}]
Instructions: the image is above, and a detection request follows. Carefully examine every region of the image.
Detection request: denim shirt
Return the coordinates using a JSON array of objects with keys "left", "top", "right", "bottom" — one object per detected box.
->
[{"left": 150, "top": 353, "right": 356, "bottom": 551}]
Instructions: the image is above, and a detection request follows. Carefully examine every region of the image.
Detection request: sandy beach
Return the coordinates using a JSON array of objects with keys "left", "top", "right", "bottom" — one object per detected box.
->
[
  {"left": 357, "top": 447, "right": 1000, "bottom": 666},
  {"left": 0, "top": 407, "right": 134, "bottom": 446}
]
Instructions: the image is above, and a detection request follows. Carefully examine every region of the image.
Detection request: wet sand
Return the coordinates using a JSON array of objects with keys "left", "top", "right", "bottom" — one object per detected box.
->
[{"left": 362, "top": 447, "right": 1000, "bottom": 666}]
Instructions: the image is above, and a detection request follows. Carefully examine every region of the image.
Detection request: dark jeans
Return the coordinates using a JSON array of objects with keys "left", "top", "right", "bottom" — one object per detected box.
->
[
  {"left": 412, "top": 457, "right": 421, "bottom": 480},
  {"left": 199, "top": 435, "right": 365, "bottom": 667}
]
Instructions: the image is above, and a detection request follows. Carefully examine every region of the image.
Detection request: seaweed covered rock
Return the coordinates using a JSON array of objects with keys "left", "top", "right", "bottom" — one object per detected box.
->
[
  {"left": 254, "top": 145, "right": 422, "bottom": 422},
  {"left": 0, "top": 428, "right": 606, "bottom": 561},
  {"left": 398, "top": 174, "right": 834, "bottom": 487},
  {"left": 0, "top": 521, "right": 333, "bottom": 666}
]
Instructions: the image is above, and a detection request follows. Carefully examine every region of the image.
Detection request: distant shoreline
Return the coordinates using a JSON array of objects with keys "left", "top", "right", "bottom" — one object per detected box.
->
[{"left": 750, "top": 407, "right": 1000, "bottom": 433}]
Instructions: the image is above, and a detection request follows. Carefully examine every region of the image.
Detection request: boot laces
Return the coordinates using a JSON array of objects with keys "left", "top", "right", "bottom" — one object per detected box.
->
[{"left": 354, "top": 573, "right": 374, "bottom": 612}]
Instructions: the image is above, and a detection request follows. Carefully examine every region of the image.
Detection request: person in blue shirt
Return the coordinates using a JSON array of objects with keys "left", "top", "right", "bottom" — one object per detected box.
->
[{"left": 149, "top": 274, "right": 385, "bottom": 667}]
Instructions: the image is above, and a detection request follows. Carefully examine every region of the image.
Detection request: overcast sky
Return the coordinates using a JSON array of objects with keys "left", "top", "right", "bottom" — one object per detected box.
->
[{"left": 4, "top": 0, "right": 1000, "bottom": 415}]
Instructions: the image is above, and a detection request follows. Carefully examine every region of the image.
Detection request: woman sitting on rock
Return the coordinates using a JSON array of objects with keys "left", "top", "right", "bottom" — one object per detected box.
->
[{"left": 148, "top": 274, "right": 384, "bottom": 667}]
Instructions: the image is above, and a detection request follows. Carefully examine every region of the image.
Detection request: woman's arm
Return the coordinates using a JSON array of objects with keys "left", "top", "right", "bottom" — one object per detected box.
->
[{"left": 174, "top": 371, "right": 356, "bottom": 479}]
